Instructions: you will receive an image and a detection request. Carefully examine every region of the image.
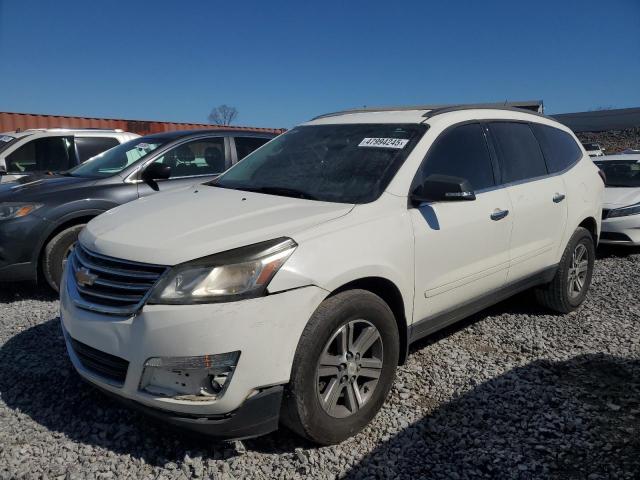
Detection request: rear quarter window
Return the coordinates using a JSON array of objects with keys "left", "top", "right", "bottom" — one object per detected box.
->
[
  {"left": 75, "top": 137, "right": 121, "bottom": 163},
  {"left": 530, "top": 124, "right": 582, "bottom": 174}
]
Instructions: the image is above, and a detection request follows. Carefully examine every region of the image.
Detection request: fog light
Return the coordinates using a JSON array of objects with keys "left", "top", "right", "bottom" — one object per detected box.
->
[{"left": 139, "top": 351, "right": 240, "bottom": 401}]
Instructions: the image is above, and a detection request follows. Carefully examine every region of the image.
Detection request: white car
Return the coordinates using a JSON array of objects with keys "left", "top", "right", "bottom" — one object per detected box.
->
[
  {"left": 582, "top": 142, "right": 605, "bottom": 157},
  {"left": 594, "top": 154, "right": 640, "bottom": 245},
  {"left": 0, "top": 128, "right": 139, "bottom": 181},
  {"left": 60, "top": 105, "right": 603, "bottom": 444}
]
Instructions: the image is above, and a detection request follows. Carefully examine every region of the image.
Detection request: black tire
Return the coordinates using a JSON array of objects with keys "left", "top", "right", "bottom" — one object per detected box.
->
[
  {"left": 535, "top": 226, "right": 595, "bottom": 313},
  {"left": 42, "top": 224, "right": 85, "bottom": 292},
  {"left": 281, "top": 289, "right": 399, "bottom": 445}
]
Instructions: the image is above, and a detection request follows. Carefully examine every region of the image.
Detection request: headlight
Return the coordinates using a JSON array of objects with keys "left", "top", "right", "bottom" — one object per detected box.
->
[
  {"left": 607, "top": 202, "right": 640, "bottom": 218},
  {"left": 147, "top": 237, "right": 297, "bottom": 304},
  {"left": 0, "top": 202, "right": 43, "bottom": 220}
]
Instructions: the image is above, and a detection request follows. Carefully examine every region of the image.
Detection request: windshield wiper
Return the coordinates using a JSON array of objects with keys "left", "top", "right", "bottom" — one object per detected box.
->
[
  {"left": 243, "top": 186, "right": 318, "bottom": 200},
  {"left": 213, "top": 183, "right": 317, "bottom": 200}
]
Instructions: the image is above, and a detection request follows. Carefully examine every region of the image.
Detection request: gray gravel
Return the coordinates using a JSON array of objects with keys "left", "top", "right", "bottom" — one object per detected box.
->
[{"left": 1, "top": 246, "right": 639, "bottom": 480}]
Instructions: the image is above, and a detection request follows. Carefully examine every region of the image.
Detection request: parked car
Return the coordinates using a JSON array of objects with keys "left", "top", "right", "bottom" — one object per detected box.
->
[
  {"left": 0, "top": 129, "right": 275, "bottom": 291},
  {"left": 0, "top": 128, "right": 139, "bottom": 181},
  {"left": 593, "top": 154, "right": 640, "bottom": 245},
  {"left": 582, "top": 142, "right": 605, "bottom": 157},
  {"left": 60, "top": 105, "right": 603, "bottom": 444}
]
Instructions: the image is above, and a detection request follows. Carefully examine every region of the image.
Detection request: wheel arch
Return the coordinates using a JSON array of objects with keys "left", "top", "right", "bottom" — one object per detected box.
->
[
  {"left": 329, "top": 276, "right": 409, "bottom": 365},
  {"left": 578, "top": 216, "right": 598, "bottom": 246},
  {"left": 36, "top": 211, "right": 104, "bottom": 278}
]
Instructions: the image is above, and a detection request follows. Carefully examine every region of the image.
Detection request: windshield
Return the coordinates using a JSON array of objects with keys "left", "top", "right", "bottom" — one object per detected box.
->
[
  {"left": 213, "top": 124, "right": 427, "bottom": 203},
  {"left": 68, "top": 137, "right": 171, "bottom": 178},
  {"left": 594, "top": 160, "right": 640, "bottom": 187}
]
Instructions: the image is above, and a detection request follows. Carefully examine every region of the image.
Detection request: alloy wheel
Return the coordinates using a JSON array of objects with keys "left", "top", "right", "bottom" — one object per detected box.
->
[
  {"left": 567, "top": 243, "right": 589, "bottom": 299},
  {"left": 316, "top": 319, "right": 384, "bottom": 418}
]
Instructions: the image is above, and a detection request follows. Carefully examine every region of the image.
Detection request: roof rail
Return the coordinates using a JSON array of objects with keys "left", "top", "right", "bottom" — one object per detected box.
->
[
  {"left": 422, "top": 104, "right": 548, "bottom": 119},
  {"left": 24, "top": 127, "right": 125, "bottom": 133},
  {"left": 312, "top": 100, "right": 544, "bottom": 120}
]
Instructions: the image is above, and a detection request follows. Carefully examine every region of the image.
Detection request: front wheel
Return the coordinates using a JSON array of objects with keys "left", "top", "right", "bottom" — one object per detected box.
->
[
  {"left": 281, "top": 289, "right": 399, "bottom": 445},
  {"left": 535, "top": 226, "right": 595, "bottom": 313},
  {"left": 42, "top": 224, "right": 85, "bottom": 292}
]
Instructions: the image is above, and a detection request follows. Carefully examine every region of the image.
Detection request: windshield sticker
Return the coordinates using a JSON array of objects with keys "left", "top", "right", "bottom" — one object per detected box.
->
[
  {"left": 358, "top": 137, "right": 409, "bottom": 149},
  {"left": 0, "top": 136, "right": 14, "bottom": 142},
  {"left": 135, "top": 142, "right": 151, "bottom": 150}
]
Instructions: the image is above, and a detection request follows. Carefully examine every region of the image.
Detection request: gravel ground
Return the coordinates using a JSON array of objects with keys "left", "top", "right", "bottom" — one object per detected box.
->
[{"left": 1, "top": 247, "right": 639, "bottom": 480}]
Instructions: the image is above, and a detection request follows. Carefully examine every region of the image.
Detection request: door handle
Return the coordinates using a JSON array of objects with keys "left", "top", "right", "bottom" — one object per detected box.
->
[
  {"left": 553, "top": 193, "right": 566, "bottom": 203},
  {"left": 490, "top": 209, "right": 509, "bottom": 221}
]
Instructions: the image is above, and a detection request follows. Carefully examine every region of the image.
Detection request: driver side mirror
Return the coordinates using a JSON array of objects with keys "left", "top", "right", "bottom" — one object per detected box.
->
[
  {"left": 141, "top": 163, "right": 171, "bottom": 191},
  {"left": 410, "top": 174, "right": 476, "bottom": 206},
  {"left": 141, "top": 163, "right": 171, "bottom": 182},
  {"left": 0, "top": 165, "right": 6, "bottom": 176}
]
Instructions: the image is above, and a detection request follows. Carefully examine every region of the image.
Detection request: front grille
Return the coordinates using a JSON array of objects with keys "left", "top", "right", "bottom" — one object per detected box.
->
[
  {"left": 602, "top": 209, "right": 610, "bottom": 220},
  {"left": 69, "top": 336, "right": 129, "bottom": 384},
  {"left": 69, "top": 244, "right": 168, "bottom": 316}
]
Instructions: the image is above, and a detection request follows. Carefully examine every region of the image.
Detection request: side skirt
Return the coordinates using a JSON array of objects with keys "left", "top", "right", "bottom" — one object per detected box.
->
[{"left": 409, "top": 265, "right": 557, "bottom": 344}]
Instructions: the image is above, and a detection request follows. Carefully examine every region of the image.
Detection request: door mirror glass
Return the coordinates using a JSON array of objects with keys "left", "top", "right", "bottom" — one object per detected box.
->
[
  {"left": 411, "top": 174, "right": 476, "bottom": 205},
  {"left": 141, "top": 162, "right": 171, "bottom": 182}
]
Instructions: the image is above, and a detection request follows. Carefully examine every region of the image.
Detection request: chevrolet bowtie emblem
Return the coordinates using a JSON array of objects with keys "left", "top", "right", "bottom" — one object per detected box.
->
[{"left": 75, "top": 267, "right": 98, "bottom": 287}]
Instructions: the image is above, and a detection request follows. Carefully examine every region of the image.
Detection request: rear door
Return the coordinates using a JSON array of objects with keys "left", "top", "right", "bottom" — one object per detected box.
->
[
  {"left": 137, "top": 136, "right": 228, "bottom": 198},
  {"left": 488, "top": 122, "right": 567, "bottom": 282},
  {"left": 411, "top": 122, "right": 513, "bottom": 322}
]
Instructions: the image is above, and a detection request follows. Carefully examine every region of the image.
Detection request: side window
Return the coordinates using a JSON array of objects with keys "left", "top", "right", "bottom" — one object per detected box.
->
[
  {"left": 234, "top": 137, "right": 270, "bottom": 161},
  {"left": 75, "top": 137, "right": 120, "bottom": 163},
  {"left": 152, "top": 138, "right": 227, "bottom": 178},
  {"left": 420, "top": 123, "right": 495, "bottom": 191},
  {"left": 530, "top": 123, "right": 582, "bottom": 174},
  {"left": 6, "top": 136, "right": 73, "bottom": 173},
  {"left": 489, "top": 122, "right": 547, "bottom": 183}
]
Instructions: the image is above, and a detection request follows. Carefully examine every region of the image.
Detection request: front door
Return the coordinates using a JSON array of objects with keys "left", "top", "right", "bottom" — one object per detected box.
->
[
  {"left": 137, "top": 137, "right": 228, "bottom": 198},
  {"left": 411, "top": 122, "right": 513, "bottom": 323}
]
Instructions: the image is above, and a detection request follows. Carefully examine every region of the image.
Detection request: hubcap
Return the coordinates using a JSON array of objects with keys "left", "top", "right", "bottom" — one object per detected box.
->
[
  {"left": 567, "top": 243, "right": 589, "bottom": 299},
  {"left": 316, "top": 319, "right": 383, "bottom": 418}
]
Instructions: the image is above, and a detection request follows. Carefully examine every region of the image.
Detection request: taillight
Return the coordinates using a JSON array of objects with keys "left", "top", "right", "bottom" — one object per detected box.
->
[{"left": 597, "top": 169, "right": 606, "bottom": 184}]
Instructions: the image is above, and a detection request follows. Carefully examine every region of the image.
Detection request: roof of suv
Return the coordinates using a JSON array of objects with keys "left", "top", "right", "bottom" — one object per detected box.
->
[
  {"left": 0, "top": 128, "right": 134, "bottom": 139},
  {"left": 305, "top": 103, "right": 563, "bottom": 130},
  {"left": 141, "top": 129, "right": 278, "bottom": 140}
]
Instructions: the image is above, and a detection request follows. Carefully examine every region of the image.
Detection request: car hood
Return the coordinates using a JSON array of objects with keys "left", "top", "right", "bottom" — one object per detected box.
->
[
  {"left": 81, "top": 185, "right": 354, "bottom": 265},
  {"left": 0, "top": 174, "right": 96, "bottom": 201},
  {"left": 603, "top": 187, "right": 640, "bottom": 208}
]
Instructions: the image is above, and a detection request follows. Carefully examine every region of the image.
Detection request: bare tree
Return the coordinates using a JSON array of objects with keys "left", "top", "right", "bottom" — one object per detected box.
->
[{"left": 208, "top": 104, "right": 238, "bottom": 125}]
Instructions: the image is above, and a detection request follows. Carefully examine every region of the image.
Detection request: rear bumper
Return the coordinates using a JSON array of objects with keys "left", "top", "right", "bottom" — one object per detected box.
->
[{"left": 91, "top": 379, "right": 284, "bottom": 440}]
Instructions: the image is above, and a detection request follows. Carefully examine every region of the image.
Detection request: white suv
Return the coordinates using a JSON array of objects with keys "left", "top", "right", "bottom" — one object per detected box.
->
[
  {"left": 0, "top": 128, "right": 138, "bottom": 181},
  {"left": 60, "top": 105, "right": 603, "bottom": 444}
]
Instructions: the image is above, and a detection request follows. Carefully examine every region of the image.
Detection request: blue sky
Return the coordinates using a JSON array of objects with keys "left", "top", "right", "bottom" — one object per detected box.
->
[{"left": 0, "top": 0, "right": 638, "bottom": 128}]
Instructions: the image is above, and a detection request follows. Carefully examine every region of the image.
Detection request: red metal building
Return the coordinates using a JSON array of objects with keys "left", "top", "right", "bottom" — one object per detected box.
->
[{"left": 0, "top": 111, "right": 285, "bottom": 135}]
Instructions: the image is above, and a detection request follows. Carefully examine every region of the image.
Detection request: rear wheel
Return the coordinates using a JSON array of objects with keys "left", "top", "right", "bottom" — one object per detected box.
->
[
  {"left": 281, "top": 289, "right": 399, "bottom": 445},
  {"left": 42, "top": 224, "right": 85, "bottom": 292},
  {"left": 535, "top": 227, "right": 595, "bottom": 313}
]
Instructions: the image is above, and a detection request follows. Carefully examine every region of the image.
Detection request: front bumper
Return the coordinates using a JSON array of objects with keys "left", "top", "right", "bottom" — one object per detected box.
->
[
  {"left": 60, "top": 271, "right": 327, "bottom": 437},
  {"left": 89, "top": 378, "right": 284, "bottom": 440},
  {"left": 600, "top": 214, "right": 640, "bottom": 245},
  {"left": 0, "top": 214, "right": 50, "bottom": 282}
]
